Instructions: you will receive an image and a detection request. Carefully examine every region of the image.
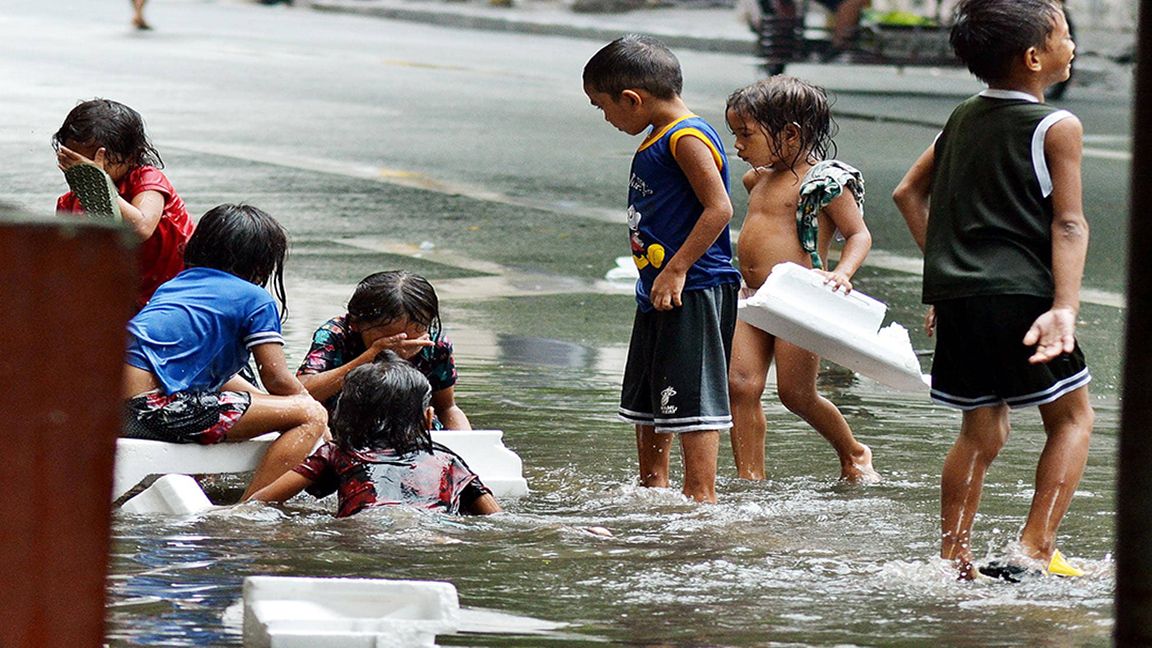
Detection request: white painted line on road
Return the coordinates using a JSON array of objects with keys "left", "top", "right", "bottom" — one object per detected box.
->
[
  {"left": 164, "top": 140, "right": 622, "bottom": 222},
  {"left": 1083, "top": 147, "right": 1131, "bottom": 161}
]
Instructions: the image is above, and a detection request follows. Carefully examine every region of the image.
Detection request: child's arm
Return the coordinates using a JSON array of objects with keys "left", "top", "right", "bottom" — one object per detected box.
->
[
  {"left": 297, "top": 332, "right": 433, "bottom": 403},
  {"left": 1024, "top": 116, "right": 1088, "bottom": 364},
  {"left": 892, "top": 144, "right": 936, "bottom": 252},
  {"left": 432, "top": 387, "right": 472, "bottom": 430},
  {"left": 893, "top": 143, "right": 937, "bottom": 335},
  {"left": 816, "top": 191, "right": 871, "bottom": 293},
  {"left": 464, "top": 493, "right": 502, "bottom": 515},
  {"left": 56, "top": 146, "right": 163, "bottom": 241},
  {"left": 650, "top": 136, "right": 734, "bottom": 311},
  {"left": 252, "top": 343, "right": 311, "bottom": 397},
  {"left": 245, "top": 470, "right": 314, "bottom": 503}
]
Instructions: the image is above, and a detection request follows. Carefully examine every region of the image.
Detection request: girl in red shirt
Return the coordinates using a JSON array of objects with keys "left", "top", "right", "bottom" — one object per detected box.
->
[{"left": 54, "top": 98, "right": 194, "bottom": 310}]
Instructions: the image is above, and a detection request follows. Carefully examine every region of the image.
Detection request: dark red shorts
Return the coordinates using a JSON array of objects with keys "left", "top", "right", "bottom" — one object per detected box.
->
[{"left": 123, "top": 390, "right": 252, "bottom": 444}]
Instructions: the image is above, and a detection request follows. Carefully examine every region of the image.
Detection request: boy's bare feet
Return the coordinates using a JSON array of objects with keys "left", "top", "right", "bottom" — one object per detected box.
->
[
  {"left": 840, "top": 443, "right": 880, "bottom": 483},
  {"left": 132, "top": 16, "right": 152, "bottom": 30}
]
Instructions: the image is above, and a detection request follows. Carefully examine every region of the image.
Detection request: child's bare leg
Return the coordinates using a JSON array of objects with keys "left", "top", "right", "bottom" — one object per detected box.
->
[
  {"left": 1019, "top": 387, "right": 1093, "bottom": 560},
  {"left": 636, "top": 424, "right": 672, "bottom": 488},
  {"left": 680, "top": 430, "right": 719, "bottom": 503},
  {"left": 228, "top": 393, "right": 328, "bottom": 499},
  {"left": 774, "top": 340, "right": 876, "bottom": 481},
  {"left": 131, "top": 0, "right": 150, "bottom": 29},
  {"left": 831, "top": 0, "right": 867, "bottom": 49},
  {"left": 728, "top": 320, "right": 775, "bottom": 480},
  {"left": 941, "top": 405, "right": 1009, "bottom": 579}
]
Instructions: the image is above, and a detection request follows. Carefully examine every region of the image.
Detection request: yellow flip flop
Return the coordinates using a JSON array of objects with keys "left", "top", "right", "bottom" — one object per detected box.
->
[{"left": 1046, "top": 549, "right": 1084, "bottom": 578}]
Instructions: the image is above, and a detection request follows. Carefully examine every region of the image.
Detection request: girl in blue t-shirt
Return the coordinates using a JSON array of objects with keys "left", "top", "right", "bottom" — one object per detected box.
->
[{"left": 122, "top": 203, "right": 328, "bottom": 499}]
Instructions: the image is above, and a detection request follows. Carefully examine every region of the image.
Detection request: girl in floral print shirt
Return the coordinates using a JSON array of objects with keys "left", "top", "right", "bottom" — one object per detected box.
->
[{"left": 297, "top": 270, "right": 470, "bottom": 430}]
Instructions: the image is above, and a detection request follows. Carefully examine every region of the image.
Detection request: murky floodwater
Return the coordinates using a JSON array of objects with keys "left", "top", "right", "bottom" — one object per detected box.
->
[{"left": 106, "top": 262, "right": 1122, "bottom": 647}]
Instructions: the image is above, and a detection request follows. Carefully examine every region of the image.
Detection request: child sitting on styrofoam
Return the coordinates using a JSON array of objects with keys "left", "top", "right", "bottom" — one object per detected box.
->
[
  {"left": 249, "top": 352, "right": 501, "bottom": 517},
  {"left": 725, "top": 75, "right": 878, "bottom": 483}
]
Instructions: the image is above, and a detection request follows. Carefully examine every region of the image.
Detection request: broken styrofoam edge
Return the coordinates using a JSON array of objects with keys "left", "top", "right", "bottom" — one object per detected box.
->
[
  {"left": 114, "top": 429, "right": 529, "bottom": 503},
  {"left": 739, "top": 262, "right": 928, "bottom": 392},
  {"left": 113, "top": 432, "right": 279, "bottom": 501},
  {"left": 119, "top": 473, "right": 215, "bottom": 515},
  {"left": 433, "top": 429, "right": 529, "bottom": 498},
  {"left": 745, "top": 262, "right": 888, "bottom": 336},
  {"left": 243, "top": 577, "right": 459, "bottom": 648}
]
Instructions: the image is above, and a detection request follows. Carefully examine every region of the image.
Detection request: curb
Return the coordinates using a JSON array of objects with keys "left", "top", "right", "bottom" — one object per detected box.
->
[{"left": 308, "top": 0, "right": 758, "bottom": 54}]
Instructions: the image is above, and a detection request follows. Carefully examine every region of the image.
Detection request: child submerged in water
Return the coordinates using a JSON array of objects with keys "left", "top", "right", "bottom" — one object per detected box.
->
[
  {"left": 725, "top": 76, "right": 878, "bottom": 483},
  {"left": 250, "top": 352, "right": 500, "bottom": 517}
]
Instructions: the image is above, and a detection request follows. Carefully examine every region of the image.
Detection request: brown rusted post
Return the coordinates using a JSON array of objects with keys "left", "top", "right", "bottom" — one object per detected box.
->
[
  {"left": 1116, "top": 4, "right": 1152, "bottom": 646},
  {"left": 0, "top": 220, "right": 136, "bottom": 648}
]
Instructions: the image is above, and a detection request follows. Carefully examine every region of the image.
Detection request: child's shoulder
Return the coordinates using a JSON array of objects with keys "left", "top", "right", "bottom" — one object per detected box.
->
[{"left": 122, "top": 165, "right": 176, "bottom": 195}]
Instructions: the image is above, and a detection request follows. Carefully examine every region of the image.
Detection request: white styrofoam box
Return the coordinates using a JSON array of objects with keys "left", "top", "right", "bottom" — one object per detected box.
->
[
  {"left": 433, "top": 429, "right": 529, "bottom": 498},
  {"left": 114, "top": 429, "right": 528, "bottom": 504},
  {"left": 113, "top": 432, "right": 280, "bottom": 501},
  {"left": 243, "top": 577, "right": 459, "bottom": 648},
  {"left": 119, "top": 474, "right": 214, "bottom": 515},
  {"left": 739, "top": 262, "right": 929, "bottom": 392}
]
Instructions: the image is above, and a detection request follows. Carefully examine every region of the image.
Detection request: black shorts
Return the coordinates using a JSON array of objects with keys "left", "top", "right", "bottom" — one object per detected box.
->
[
  {"left": 619, "top": 283, "right": 738, "bottom": 433},
  {"left": 123, "top": 390, "right": 253, "bottom": 444},
  {"left": 930, "top": 295, "right": 1091, "bottom": 410}
]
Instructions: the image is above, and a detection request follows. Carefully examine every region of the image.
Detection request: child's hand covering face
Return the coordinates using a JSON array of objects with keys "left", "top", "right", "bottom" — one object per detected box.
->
[{"left": 361, "top": 317, "right": 435, "bottom": 360}]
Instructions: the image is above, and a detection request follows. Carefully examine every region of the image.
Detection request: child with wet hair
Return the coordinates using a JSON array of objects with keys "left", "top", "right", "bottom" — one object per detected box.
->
[
  {"left": 297, "top": 270, "right": 470, "bottom": 429},
  {"left": 724, "top": 75, "right": 877, "bottom": 483},
  {"left": 250, "top": 352, "right": 501, "bottom": 517},
  {"left": 122, "top": 204, "right": 328, "bottom": 499},
  {"left": 894, "top": 0, "right": 1091, "bottom": 581},
  {"left": 53, "top": 98, "right": 193, "bottom": 310},
  {"left": 584, "top": 35, "right": 741, "bottom": 503}
]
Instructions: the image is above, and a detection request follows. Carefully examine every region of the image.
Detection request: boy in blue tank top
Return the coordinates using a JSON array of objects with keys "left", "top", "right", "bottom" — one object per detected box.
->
[
  {"left": 584, "top": 35, "right": 741, "bottom": 503},
  {"left": 893, "top": 0, "right": 1092, "bottom": 581}
]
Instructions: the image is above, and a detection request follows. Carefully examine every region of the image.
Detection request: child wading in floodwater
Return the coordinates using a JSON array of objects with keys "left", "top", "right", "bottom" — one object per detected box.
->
[
  {"left": 893, "top": 0, "right": 1092, "bottom": 581},
  {"left": 584, "top": 35, "right": 741, "bottom": 503},
  {"left": 725, "top": 76, "right": 878, "bottom": 483},
  {"left": 250, "top": 353, "right": 501, "bottom": 517}
]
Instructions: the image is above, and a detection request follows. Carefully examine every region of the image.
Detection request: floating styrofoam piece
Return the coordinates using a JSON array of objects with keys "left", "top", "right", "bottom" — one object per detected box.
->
[
  {"left": 119, "top": 474, "right": 215, "bottom": 515},
  {"left": 738, "top": 262, "right": 929, "bottom": 392},
  {"left": 433, "top": 429, "right": 529, "bottom": 498},
  {"left": 113, "top": 430, "right": 528, "bottom": 502},
  {"left": 113, "top": 432, "right": 279, "bottom": 501},
  {"left": 243, "top": 576, "right": 459, "bottom": 648},
  {"left": 605, "top": 255, "right": 640, "bottom": 282}
]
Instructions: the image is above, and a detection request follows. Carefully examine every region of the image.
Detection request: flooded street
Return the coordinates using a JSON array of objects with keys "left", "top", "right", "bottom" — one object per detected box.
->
[
  {"left": 105, "top": 179, "right": 1123, "bottom": 645},
  {"left": 0, "top": 0, "right": 1130, "bottom": 644}
]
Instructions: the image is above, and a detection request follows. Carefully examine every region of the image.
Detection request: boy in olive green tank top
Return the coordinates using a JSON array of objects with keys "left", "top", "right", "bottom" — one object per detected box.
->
[{"left": 893, "top": 0, "right": 1093, "bottom": 581}]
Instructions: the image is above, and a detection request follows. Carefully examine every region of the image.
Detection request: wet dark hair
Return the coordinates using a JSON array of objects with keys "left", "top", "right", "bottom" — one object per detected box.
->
[
  {"left": 347, "top": 270, "right": 441, "bottom": 336},
  {"left": 51, "top": 99, "right": 162, "bottom": 169},
  {"left": 332, "top": 351, "right": 434, "bottom": 455},
  {"left": 950, "top": 0, "right": 1063, "bottom": 83},
  {"left": 726, "top": 76, "right": 837, "bottom": 175},
  {"left": 583, "top": 34, "right": 682, "bottom": 100},
  {"left": 183, "top": 204, "right": 289, "bottom": 320}
]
